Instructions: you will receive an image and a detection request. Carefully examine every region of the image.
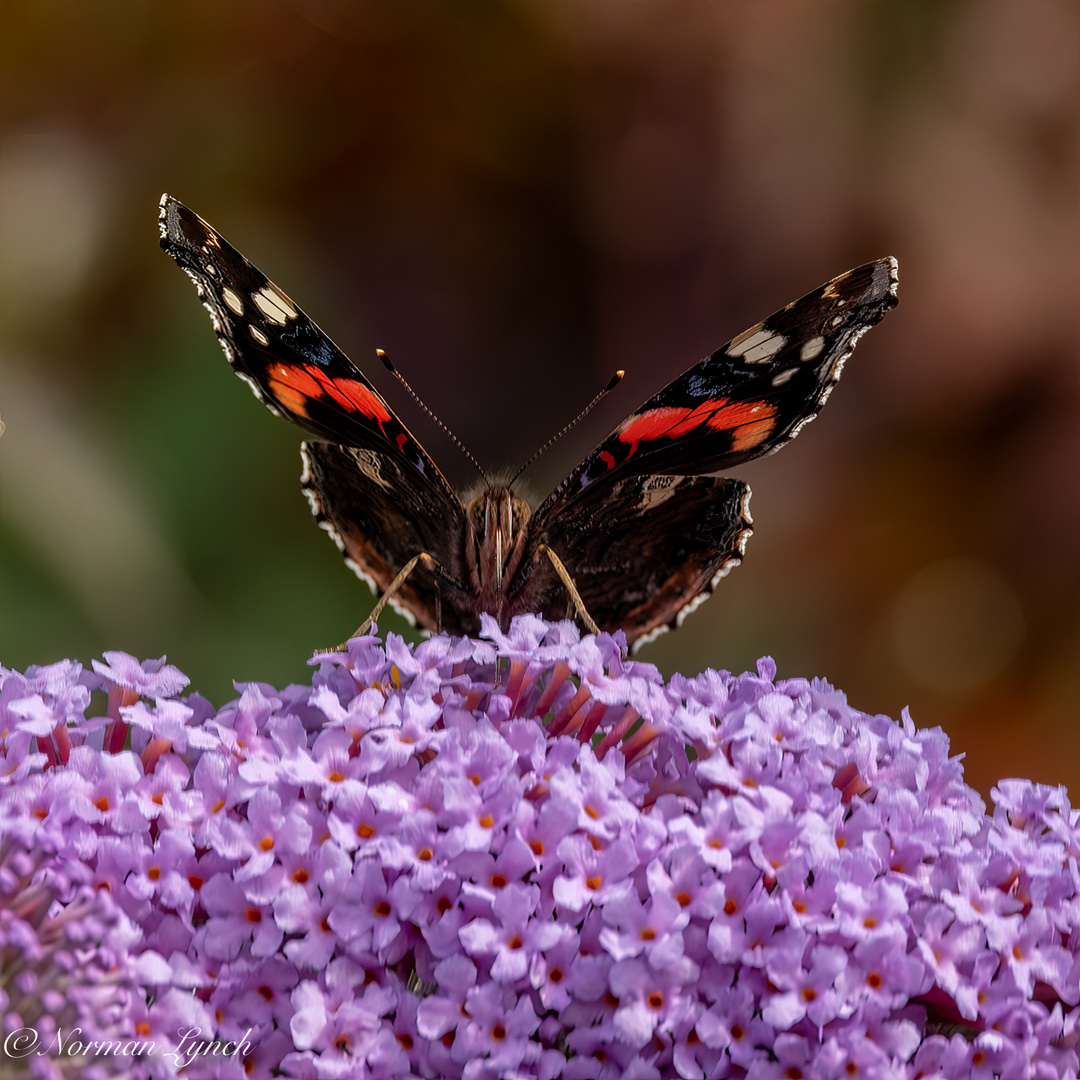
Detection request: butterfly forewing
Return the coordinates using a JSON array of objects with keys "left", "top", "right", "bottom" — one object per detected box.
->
[
  {"left": 535, "top": 257, "right": 899, "bottom": 518},
  {"left": 158, "top": 195, "right": 461, "bottom": 511}
]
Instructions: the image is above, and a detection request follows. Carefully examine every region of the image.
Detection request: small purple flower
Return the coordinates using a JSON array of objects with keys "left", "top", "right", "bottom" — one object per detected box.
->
[
  {"left": 122, "top": 697, "right": 219, "bottom": 757},
  {"left": 0, "top": 623, "right": 1076, "bottom": 1078},
  {"left": 458, "top": 881, "right": 567, "bottom": 983},
  {"left": 92, "top": 652, "right": 189, "bottom": 699},
  {"left": 197, "top": 872, "right": 284, "bottom": 959}
]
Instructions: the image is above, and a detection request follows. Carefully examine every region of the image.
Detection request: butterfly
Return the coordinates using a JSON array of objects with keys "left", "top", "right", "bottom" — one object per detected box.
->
[{"left": 159, "top": 194, "right": 898, "bottom": 650}]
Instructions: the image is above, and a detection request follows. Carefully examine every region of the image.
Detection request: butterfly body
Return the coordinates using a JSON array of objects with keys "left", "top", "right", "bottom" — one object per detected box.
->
[
  {"left": 464, "top": 486, "right": 535, "bottom": 622},
  {"left": 160, "top": 194, "right": 897, "bottom": 648}
]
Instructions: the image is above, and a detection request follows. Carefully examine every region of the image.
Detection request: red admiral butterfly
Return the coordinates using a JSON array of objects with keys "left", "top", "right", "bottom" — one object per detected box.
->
[{"left": 160, "top": 195, "right": 897, "bottom": 649}]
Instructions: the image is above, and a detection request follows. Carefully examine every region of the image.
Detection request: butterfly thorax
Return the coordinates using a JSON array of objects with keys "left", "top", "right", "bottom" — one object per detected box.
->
[{"left": 464, "top": 487, "right": 532, "bottom": 613}]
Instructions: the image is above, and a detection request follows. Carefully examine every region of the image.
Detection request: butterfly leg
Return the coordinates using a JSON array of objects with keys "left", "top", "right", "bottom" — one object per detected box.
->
[
  {"left": 536, "top": 544, "right": 602, "bottom": 639},
  {"left": 315, "top": 552, "right": 441, "bottom": 655},
  {"left": 358, "top": 551, "right": 440, "bottom": 637}
]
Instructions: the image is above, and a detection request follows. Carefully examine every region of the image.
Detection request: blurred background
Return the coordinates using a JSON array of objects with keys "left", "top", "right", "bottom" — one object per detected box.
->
[{"left": 0, "top": 0, "right": 1075, "bottom": 800}]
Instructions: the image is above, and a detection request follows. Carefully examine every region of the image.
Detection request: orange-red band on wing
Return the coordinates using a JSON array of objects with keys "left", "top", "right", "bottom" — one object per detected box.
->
[
  {"left": 266, "top": 363, "right": 393, "bottom": 428},
  {"left": 707, "top": 400, "right": 778, "bottom": 452},
  {"left": 267, "top": 364, "right": 321, "bottom": 418},
  {"left": 616, "top": 398, "right": 779, "bottom": 457},
  {"left": 704, "top": 399, "right": 777, "bottom": 433},
  {"left": 620, "top": 405, "right": 694, "bottom": 444}
]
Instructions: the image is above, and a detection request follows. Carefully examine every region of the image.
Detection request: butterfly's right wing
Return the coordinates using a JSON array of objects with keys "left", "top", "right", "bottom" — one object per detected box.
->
[
  {"left": 525, "top": 259, "right": 897, "bottom": 646},
  {"left": 524, "top": 472, "right": 752, "bottom": 648}
]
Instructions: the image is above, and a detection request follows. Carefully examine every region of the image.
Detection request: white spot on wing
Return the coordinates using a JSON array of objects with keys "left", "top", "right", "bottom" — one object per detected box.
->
[
  {"left": 253, "top": 285, "right": 297, "bottom": 326},
  {"left": 320, "top": 519, "right": 346, "bottom": 552},
  {"left": 800, "top": 336, "right": 825, "bottom": 361},
  {"left": 741, "top": 333, "right": 786, "bottom": 364},
  {"left": 739, "top": 486, "right": 753, "bottom": 527},
  {"left": 727, "top": 326, "right": 787, "bottom": 364},
  {"left": 222, "top": 287, "right": 244, "bottom": 315},
  {"left": 709, "top": 554, "right": 745, "bottom": 591},
  {"left": 299, "top": 444, "right": 315, "bottom": 484},
  {"left": 725, "top": 321, "right": 761, "bottom": 355},
  {"left": 300, "top": 446, "right": 327, "bottom": 520},
  {"left": 631, "top": 621, "right": 670, "bottom": 652},
  {"left": 636, "top": 475, "right": 679, "bottom": 510},
  {"left": 675, "top": 589, "right": 712, "bottom": 627},
  {"left": 249, "top": 324, "right": 269, "bottom": 346},
  {"left": 304, "top": 485, "right": 324, "bottom": 517},
  {"left": 771, "top": 367, "right": 797, "bottom": 387},
  {"left": 789, "top": 412, "right": 820, "bottom": 441},
  {"left": 885, "top": 255, "right": 899, "bottom": 298}
]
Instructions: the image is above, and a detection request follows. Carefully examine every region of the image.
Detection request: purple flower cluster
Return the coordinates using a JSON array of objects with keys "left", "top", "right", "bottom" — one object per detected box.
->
[
  {"left": 0, "top": 823, "right": 139, "bottom": 1080},
  {"left": 1, "top": 615, "right": 1077, "bottom": 1079}
]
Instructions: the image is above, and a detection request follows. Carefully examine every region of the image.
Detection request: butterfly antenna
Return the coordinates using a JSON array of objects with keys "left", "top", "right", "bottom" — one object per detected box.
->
[
  {"left": 508, "top": 369, "right": 624, "bottom": 488},
  {"left": 377, "top": 349, "right": 489, "bottom": 483}
]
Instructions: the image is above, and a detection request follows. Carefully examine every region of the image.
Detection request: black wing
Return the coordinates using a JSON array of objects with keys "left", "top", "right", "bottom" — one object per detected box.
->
[
  {"left": 536, "top": 257, "right": 898, "bottom": 516},
  {"left": 159, "top": 195, "right": 463, "bottom": 512},
  {"left": 159, "top": 195, "right": 468, "bottom": 623},
  {"left": 300, "top": 442, "right": 478, "bottom": 634},
  {"left": 527, "top": 259, "right": 897, "bottom": 645}
]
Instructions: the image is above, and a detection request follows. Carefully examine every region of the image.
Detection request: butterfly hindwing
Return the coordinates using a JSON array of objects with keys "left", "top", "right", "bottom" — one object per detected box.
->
[
  {"left": 527, "top": 473, "right": 752, "bottom": 646},
  {"left": 300, "top": 441, "right": 471, "bottom": 634}
]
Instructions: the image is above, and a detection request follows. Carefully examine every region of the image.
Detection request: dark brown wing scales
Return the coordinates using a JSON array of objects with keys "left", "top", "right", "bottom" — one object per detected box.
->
[
  {"left": 301, "top": 442, "right": 472, "bottom": 634},
  {"left": 526, "top": 474, "right": 752, "bottom": 648}
]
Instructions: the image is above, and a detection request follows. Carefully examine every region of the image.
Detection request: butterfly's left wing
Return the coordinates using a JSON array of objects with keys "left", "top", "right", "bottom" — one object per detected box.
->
[
  {"left": 158, "top": 195, "right": 461, "bottom": 511},
  {"left": 160, "top": 196, "right": 473, "bottom": 630}
]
